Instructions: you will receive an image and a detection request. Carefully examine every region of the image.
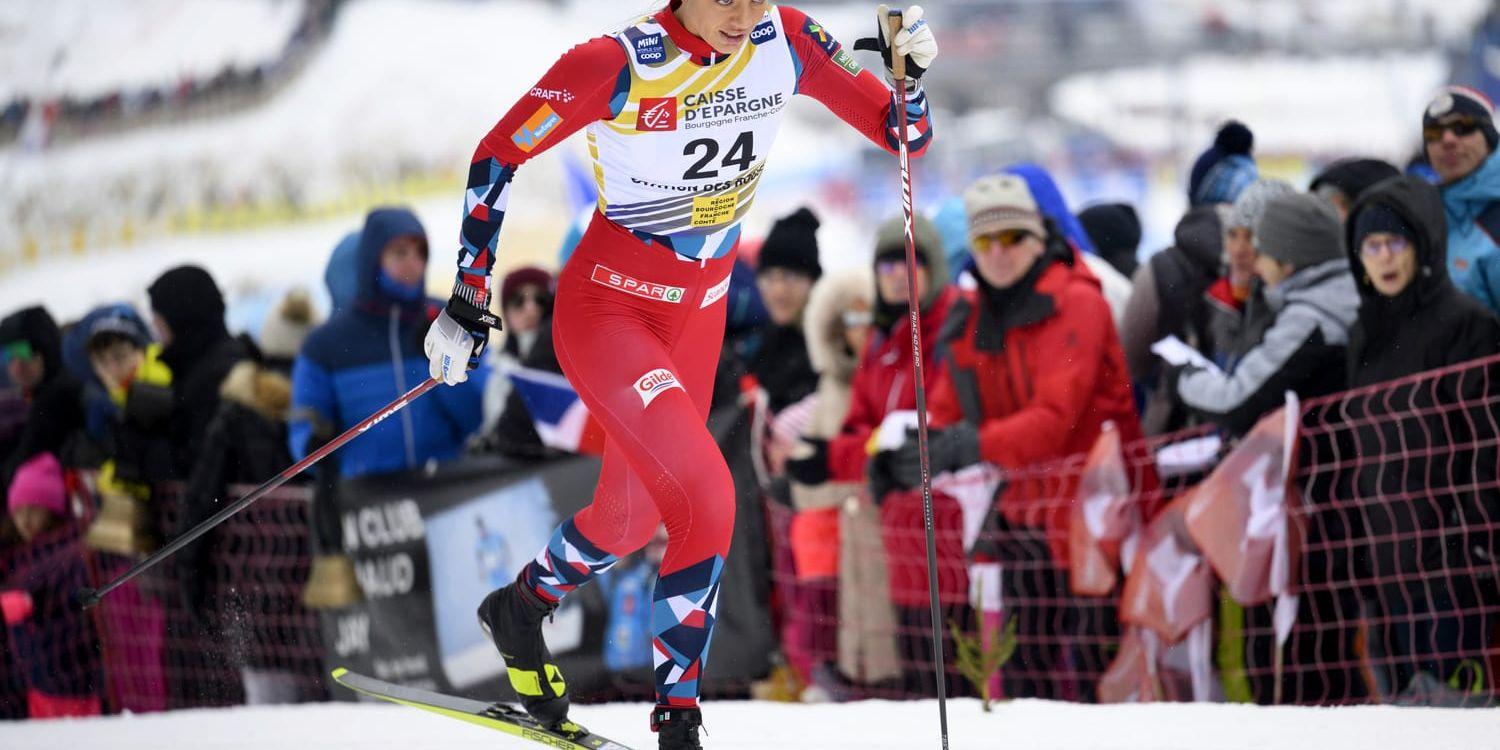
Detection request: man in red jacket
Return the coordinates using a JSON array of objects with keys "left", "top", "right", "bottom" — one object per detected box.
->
[{"left": 873, "top": 173, "right": 1142, "bottom": 699}]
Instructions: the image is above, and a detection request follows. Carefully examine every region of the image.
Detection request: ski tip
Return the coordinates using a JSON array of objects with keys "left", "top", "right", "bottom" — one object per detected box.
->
[{"left": 330, "top": 667, "right": 349, "bottom": 681}]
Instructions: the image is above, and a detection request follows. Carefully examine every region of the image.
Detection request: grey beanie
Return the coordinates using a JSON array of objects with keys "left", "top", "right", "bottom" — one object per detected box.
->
[
  {"left": 1226, "top": 179, "right": 1297, "bottom": 231},
  {"left": 1254, "top": 193, "right": 1344, "bottom": 268}
]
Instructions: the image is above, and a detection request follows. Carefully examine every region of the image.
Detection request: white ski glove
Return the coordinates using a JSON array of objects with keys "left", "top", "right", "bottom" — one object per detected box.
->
[
  {"left": 424, "top": 307, "right": 486, "bottom": 386},
  {"left": 854, "top": 5, "right": 938, "bottom": 81}
]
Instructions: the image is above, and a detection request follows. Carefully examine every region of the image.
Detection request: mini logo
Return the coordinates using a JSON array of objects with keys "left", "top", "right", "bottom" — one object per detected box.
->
[
  {"left": 529, "top": 87, "right": 575, "bottom": 104},
  {"left": 750, "top": 18, "right": 777, "bottom": 45},
  {"left": 634, "top": 368, "right": 683, "bottom": 408},
  {"left": 511, "top": 104, "right": 563, "bottom": 153},
  {"left": 637, "top": 97, "right": 678, "bottom": 132},
  {"left": 700, "top": 274, "right": 731, "bottom": 308},
  {"left": 591, "top": 264, "right": 686, "bottom": 303},
  {"left": 633, "top": 33, "right": 666, "bottom": 63}
]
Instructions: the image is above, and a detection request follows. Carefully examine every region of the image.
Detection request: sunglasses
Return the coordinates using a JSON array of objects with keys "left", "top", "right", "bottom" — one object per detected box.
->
[
  {"left": 505, "top": 291, "right": 551, "bottom": 309},
  {"left": 1423, "top": 117, "right": 1482, "bottom": 143},
  {"left": 970, "top": 229, "right": 1035, "bottom": 253},
  {"left": 3, "top": 341, "right": 35, "bottom": 361},
  {"left": 1359, "top": 234, "right": 1412, "bottom": 257}
]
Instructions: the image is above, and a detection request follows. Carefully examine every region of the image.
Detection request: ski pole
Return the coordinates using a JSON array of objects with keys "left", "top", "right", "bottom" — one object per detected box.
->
[
  {"left": 76, "top": 377, "right": 441, "bottom": 610},
  {"left": 887, "top": 9, "right": 949, "bottom": 749}
]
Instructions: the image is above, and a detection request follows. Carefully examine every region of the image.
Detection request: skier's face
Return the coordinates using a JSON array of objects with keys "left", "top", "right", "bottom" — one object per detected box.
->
[{"left": 676, "top": 0, "right": 769, "bottom": 55}]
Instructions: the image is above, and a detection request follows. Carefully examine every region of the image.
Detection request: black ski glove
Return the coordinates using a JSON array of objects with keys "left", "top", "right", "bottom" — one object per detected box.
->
[{"left": 784, "top": 438, "right": 831, "bottom": 486}]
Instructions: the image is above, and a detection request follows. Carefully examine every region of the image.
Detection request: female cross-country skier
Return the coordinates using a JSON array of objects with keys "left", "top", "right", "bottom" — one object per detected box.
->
[{"left": 423, "top": 1, "right": 937, "bottom": 746}]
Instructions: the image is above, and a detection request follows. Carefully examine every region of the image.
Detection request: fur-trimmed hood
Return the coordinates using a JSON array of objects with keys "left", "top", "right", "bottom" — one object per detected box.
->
[
  {"left": 803, "top": 267, "right": 875, "bottom": 383},
  {"left": 218, "top": 360, "right": 292, "bottom": 423}
]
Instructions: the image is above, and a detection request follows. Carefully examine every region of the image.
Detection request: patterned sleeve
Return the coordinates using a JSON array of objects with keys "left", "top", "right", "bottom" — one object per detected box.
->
[
  {"left": 778, "top": 5, "right": 932, "bottom": 158},
  {"left": 450, "top": 37, "right": 629, "bottom": 306}
]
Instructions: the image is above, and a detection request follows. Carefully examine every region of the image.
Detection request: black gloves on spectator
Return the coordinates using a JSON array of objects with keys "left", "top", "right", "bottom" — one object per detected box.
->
[
  {"left": 784, "top": 438, "right": 831, "bottom": 486},
  {"left": 869, "top": 423, "right": 982, "bottom": 496}
]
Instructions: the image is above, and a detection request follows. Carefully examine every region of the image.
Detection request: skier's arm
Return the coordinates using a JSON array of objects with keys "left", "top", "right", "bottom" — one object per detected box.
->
[
  {"left": 426, "top": 37, "right": 627, "bottom": 385},
  {"left": 780, "top": 6, "right": 933, "bottom": 158},
  {"left": 451, "top": 37, "right": 628, "bottom": 306}
]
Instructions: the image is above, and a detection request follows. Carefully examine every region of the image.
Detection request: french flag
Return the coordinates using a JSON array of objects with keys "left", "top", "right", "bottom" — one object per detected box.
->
[{"left": 507, "top": 366, "right": 605, "bottom": 455}]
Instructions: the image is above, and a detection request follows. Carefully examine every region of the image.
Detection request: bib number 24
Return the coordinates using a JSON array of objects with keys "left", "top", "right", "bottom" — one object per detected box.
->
[{"left": 683, "top": 131, "right": 756, "bottom": 180}]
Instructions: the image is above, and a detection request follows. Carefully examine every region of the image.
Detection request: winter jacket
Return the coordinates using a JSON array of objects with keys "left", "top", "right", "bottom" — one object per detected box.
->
[
  {"left": 1344, "top": 176, "right": 1500, "bottom": 579},
  {"left": 928, "top": 239, "right": 1143, "bottom": 565},
  {"left": 1437, "top": 149, "right": 1500, "bottom": 316},
  {"left": 829, "top": 286, "right": 959, "bottom": 483},
  {"left": 0, "top": 307, "right": 84, "bottom": 486},
  {"left": 1121, "top": 206, "right": 1225, "bottom": 383},
  {"left": 792, "top": 268, "right": 901, "bottom": 683},
  {"left": 1177, "top": 258, "right": 1361, "bottom": 435},
  {"left": 289, "top": 208, "right": 486, "bottom": 478},
  {"left": 1, "top": 523, "right": 102, "bottom": 701},
  {"left": 745, "top": 323, "right": 818, "bottom": 414}
]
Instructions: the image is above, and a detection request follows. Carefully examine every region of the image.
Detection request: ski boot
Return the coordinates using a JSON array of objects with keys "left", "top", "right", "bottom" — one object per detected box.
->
[
  {"left": 477, "top": 576, "right": 575, "bottom": 733},
  {"left": 651, "top": 705, "right": 704, "bottom": 750}
]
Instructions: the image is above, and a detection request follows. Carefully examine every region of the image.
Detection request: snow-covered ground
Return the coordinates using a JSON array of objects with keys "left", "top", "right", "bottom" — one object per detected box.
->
[
  {"left": 0, "top": 0, "right": 305, "bottom": 102},
  {"left": 3, "top": 698, "right": 1497, "bottom": 750}
]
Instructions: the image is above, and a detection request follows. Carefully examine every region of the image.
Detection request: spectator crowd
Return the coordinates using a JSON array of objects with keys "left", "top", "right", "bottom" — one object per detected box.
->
[{"left": 3, "top": 85, "right": 1500, "bottom": 719}]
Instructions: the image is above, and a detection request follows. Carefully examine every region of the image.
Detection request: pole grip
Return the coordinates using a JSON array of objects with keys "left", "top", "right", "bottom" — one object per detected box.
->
[{"left": 887, "top": 11, "right": 906, "bottom": 81}]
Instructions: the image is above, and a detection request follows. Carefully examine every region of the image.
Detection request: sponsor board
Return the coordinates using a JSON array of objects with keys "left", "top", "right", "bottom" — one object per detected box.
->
[{"left": 590, "top": 263, "right": 686, "bottom": 303}]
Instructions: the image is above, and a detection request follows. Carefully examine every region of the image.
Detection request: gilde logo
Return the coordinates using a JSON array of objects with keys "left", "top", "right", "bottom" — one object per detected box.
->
[
  {"left": 634, "top": 368, "right": 683, "bottom": 408},
  {"left": 591, "top": 264, "right": 686, "bottom": 303},
  {"left": 637, "top": 97, "right": 677, "bottom": 132},
  {"left": 750, "top": 19, "right": 777, "bottom": 45}
]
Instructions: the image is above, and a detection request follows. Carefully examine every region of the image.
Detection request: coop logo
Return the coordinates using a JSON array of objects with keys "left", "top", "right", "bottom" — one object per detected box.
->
[
  {"left": 511, "top": 104, "right": 563, "bottom": 153},
  {"left": 633, "top": 33, "right": 666, "bottom": 64},
  {"left": 634, "top": 368, "right": 684, "bottom": 408},
  {"left": 637, "top": 97, "right": 677, "bottom": 131},
  {"left": 591, "top": 264, "right": 686, "bottom": 303},
  {"left": 749, "top": 18, "right": 777, "bottom": 45}
]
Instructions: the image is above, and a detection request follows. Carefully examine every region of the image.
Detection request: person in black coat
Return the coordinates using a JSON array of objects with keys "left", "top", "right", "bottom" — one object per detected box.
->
[
  {"left": 147, "top": 266, "right": 248, "bottom": 477},
  {"left": 1345, "top": 175, "right": 1500, "bottom": 697},
  {"left": 0, "top": 307, "right": 84, "bottom": 486},
  {"left": 742, "top": 207, "right": 822, "bottom": 414}
]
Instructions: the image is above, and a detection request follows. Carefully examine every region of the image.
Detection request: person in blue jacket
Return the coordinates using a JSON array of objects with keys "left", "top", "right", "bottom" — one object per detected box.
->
[
  {"left": 1423, "top": 86, "right": 1500, "bottom": 316},
  {"left": 289, "top": 207, "right": 487, "bottom": 478}
]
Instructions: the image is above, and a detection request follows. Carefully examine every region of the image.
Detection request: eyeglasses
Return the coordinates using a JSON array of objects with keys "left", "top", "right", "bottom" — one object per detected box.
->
[
  {"left": 505, "top": 291, "right": 551, "bottom": 309},
  {"left": 3, "top": 341, "right": 35, "bottom": 362},
  {"left": 1423, "top": 117, "right": 1482, "bottom": 143},
  {"left": 1359, "top": 235, "right": 1412, "bottom": 257},
  {"left": 970, "top": 229, "right": 1034, "bottom": 254},
  {"left": 875, "top": 259, "right": 907, "bottom": 276}
]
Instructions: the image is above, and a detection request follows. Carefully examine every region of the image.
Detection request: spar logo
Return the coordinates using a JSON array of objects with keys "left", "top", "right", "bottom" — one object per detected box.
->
[
  {"left": 634, "top": 367, "right": 684, "bottom": 408},
  {"left": 750, "top": 18, "right": 777, "bottom": 45},
  {"left": 511, "top": 104, "right": 563, "bottom": 153},
  {"left": 637, "top": 97, "right": 677, "bottom": 132},
  {"left": 591, "top": 263, "right": 685, "bottom": 303}
]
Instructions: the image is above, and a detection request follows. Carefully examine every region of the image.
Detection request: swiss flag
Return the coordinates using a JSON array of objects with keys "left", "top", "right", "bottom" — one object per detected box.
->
[{"left": 637, "top": 97, "right": 677, "bottom": 131}]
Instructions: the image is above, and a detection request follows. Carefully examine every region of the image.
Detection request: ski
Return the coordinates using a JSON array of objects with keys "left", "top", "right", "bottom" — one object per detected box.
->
[{"left": 330, "top": 668, "right": 635, "bottom": 750}]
